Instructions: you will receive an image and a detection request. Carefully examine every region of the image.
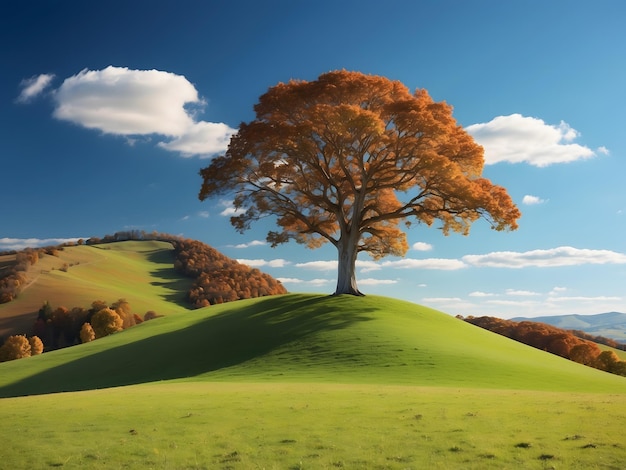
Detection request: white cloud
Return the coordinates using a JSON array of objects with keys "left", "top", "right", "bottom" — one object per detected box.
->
[
  {"left": 412, "top": 242, "right": 433, "bottom": 251},
  {"left": 463, "top": 246, "right": 626, "bottom": 268},
  {"left": 469, "top": 291, "right": 496, "bottom": 297},
  {"left": 505, "top": 289, "right": 541, "bottom": 296},
  {"left": 597, "top": 146, "right": 610, "bottom": 155},
  {"left": 0, "top": 237, "right": 86, "bottom": 251},
  {"left": 522, "top": 195, "right": 546, "bottom": 205},
  {"left": 219, "top": 200, "right": 246, "bottom": 216},
  {"left": 50, "top": 66, "right": 235, "bottom": 157},
  {"left": 17, "top": 73, "right": 55, "bottom": 102},
  {"left": 466, "top": 114, "right": 598, "bottom": 167},
  {"left": 382, "top": 258, "right": 467, "bottom": 270},
  {"left": 278, "top": 277, "right": 331, "bottom": 286},
  {"left": 295, "top": 260, "right": 337, "bottom": 271},
  {"left": 158, "top": 121, "right": 235, "bottom": 157},
  {"left": 237, "top": 258, "right": 289, "bottom": 268},
  {"left": 358, "top": 278, "right": 398, "bottom": 286},
  {"left": 198, "top": 211, "right": 210, "bottom": 218},
  {"left": 547, "top": 295, "right": 622, "bottom": 302},
  {"left": 229, "top": 240, "right": 266, "bottom": 249}
]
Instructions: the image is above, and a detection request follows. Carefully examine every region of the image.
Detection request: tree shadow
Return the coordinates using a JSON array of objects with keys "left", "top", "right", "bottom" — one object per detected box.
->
[
  {"left": 145, "top": 249, "right": 194, "bottom": 308},
  {"left": 0, "top": 295, "right": 376, "bottom": 397}
]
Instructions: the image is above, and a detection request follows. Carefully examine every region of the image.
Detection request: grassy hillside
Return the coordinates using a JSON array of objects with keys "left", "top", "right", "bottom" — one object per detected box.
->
[
  {"left": 1, "top": 294, "right": 624, "bottom": 397},
  {"left": 1, "top": 241, "right": 625, "bottom": 468},
  {"left": 1, "top": 293, "right": 625, "bottom": 469},
  {"left": 0, "top": 241, "right": 194, "bottom": 337}
]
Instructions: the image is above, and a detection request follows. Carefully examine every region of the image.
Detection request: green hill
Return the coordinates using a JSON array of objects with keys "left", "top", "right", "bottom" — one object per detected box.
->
[
  {"left": 0, "top": 240, "right": 194, "bottom": 338},
  {"left": 1, "top": 240, "right": 625, "bottom": 469},
  {"left": 1, "top": 293, "right": 624, "bottom": 397}
]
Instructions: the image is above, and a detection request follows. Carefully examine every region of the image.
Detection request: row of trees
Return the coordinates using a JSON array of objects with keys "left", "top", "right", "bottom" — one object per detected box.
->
[
  {"left": 170, "top": 238, "right": 287, "bottom": 307},
  {"left": 462, "top": 316, "right": 626, "bottom": 376},
  {"left": 31, "top": 299, "right": 160, "bottom": 352},
  {"left": 0, "top": 334, "right": 43, "bottom": 362}
]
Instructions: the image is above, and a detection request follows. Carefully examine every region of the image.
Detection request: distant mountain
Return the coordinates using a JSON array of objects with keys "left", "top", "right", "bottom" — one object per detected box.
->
[{"left": 511, "top": 312, "right": 626, "bottom": 342}]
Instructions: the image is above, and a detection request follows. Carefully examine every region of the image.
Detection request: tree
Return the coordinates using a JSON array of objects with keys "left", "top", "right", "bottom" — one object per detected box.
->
[
  {"left": 29, "top": 336, "right": 44, "bottom": 355},
  {"left": 80, "top": 323, "right": 96, "bottom": 343},
  {"left": 0, "top": 335, "right": 31, "bottom": 361},
  {"left": 90, "top": 308, "right": 123, "bottom": 338},
  {"left": 199, "top": 71, "right": 520, "bottom": 295}
]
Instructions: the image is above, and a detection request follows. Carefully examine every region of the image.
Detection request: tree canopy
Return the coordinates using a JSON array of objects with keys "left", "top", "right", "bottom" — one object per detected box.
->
[{"left": 199, "top": 71, "right": 520, "bottom": 295}]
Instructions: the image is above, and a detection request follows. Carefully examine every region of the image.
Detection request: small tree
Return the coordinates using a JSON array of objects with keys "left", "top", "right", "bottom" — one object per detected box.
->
[
  {"left": 28, "top": 336, "right": 44, "bottom": 355},
  {"left": 0, "top": 335, "right": 31, "bottom": 362},
  {"left": 199, "top": 71, "right": 520, "bottom": 295},
  {"left": 80, "top": 323, "right": 96, "bottom": 343},
  {"left": 90, "top": 308, "right": 123, "bottom": 339}
]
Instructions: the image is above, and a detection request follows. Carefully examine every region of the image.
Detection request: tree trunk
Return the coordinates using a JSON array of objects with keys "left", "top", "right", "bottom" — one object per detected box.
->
[{"left": 334, "top": 232, "right": 364, "bottom": 296}]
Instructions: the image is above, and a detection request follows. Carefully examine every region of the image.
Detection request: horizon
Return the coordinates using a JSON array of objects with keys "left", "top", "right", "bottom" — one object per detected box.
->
[{"left": 2, "top": 1, "right": 625, "bottom": 319}]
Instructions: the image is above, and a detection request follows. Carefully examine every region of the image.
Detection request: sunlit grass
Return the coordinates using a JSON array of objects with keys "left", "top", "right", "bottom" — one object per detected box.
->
[{"left": 2, "top": 382, "right": 625, "bottom": 469}]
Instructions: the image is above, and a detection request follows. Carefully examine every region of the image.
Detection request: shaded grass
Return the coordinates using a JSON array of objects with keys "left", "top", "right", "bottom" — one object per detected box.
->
[
  {"left": 1, "top": 382, "right": 625, "bottom": 469},
  {"left": 1, "top": 294, "right": 624, "bottom": 397}
]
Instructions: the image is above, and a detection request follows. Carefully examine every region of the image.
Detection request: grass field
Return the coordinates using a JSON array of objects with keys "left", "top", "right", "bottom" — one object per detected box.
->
[{"left": 1, "top": 241, "right": 625, "bottom": 468}]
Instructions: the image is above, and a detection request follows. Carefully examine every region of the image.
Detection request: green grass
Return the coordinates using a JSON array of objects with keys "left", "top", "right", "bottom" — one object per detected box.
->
[
  {"left": 1, "top": 382, "right": 625, "bottom": 469},
  {"left": 1, "top": 241, "right": 625, "bottom": 468},
  {"left": 1, "top": 294, "right": 625, "bottom": 397}
]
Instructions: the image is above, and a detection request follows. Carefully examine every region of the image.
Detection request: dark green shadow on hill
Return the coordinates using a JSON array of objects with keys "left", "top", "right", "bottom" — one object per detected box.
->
[
  {"left": 0, "top": 295, "right": 375, "bottom": 398},
  {"left": 145, "top": 248, "right": 194, "bottom": 308}
]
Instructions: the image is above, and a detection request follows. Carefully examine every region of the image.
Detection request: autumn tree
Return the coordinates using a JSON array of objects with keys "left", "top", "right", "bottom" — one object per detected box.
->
[
  {"left": 80, "top": 323, "right": 96, "bottom": 343},
  {"left": 90, "top": 308, "right": 123, "bottom": 338},
  {"left": 199, "top": 71, "right": 520, "bottom": 295},
  {"left": 29, "top": 336, "right": 44, "bottom": 355},
  {"left": 0, "top": 335, "right": 31, "bottom": 361}
]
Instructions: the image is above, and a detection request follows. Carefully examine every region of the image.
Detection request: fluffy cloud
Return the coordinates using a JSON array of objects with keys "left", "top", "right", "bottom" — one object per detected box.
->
[
  {"left": 229, "top": 240, "right": 266, "bottom": 249},
  {"left": 0, "top": 237, "right": 85, "bottom": 251},
  {"left": 17, "top": 73, "right": 55, "bottom": 102},
  {"left": 466, "top": 114, "right": 598, "bottom": 167},
  {"left": 522, "top": 195, "right": 546, "bottom": 205},
  {"left": 358, "top": 278, "right": 398, "bottom": 286},
  {"left": 48, "top": 66, "right": 235, "bottom": 157},
  {"left": 463, "top": 246, "right": 626, "bottom": 268},
  {"left": 237, "top": 258, "right": 289, "bottom": 268},
  {"left": 277, "top": 277, "right": 331, "bottom": 286},
  {"left": 412, "top": 242, "right": 433, "bottom": 251},
  {"left": 295, "top": 260, "right": 337, "bottom": 271},
  {"left": 382, "top": 258, "right": 467, "bottom": 270},
  {"left": 469, "top": 291, "right": 496, "bottom": 297},
  {"left": 505, "top": 289, "right": 541, "bottom": 296}
]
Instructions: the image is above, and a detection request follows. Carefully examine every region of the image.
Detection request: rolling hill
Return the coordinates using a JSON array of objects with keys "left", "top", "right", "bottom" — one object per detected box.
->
[
  {"left": 1, "top": 240, "right": 625, "bottom": 469},
  {"left": 512, "top": 312, "right": 626, "bottom": 342},
  {"left": 0, "top": 240, "right": 195, "bottom": 339}
]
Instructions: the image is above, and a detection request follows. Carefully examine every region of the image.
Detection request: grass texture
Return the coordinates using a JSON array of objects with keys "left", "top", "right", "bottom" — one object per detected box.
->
[{"left": 1, "top": 241, "right": 625, "bottom": 468}]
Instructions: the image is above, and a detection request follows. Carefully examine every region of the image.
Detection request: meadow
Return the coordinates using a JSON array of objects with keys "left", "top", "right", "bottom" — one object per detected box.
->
[{"left": 0, "top": 242, "right": 625, "bottom": 469}]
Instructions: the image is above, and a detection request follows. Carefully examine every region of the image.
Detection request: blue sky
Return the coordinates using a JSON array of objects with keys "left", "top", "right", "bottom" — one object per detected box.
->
[{"left": 2, "top": 0, "right": 626, "bottom": 319}]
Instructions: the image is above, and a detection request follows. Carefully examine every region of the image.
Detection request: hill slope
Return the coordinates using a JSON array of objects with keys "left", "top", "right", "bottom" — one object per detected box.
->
[
  {"left": 512, "top": 312, "right": 626, "bottom": 342},
  {"left": 1, "top": 294, "right": 624, "bottom": 397},
  {"left": 0, "top": 241, "right": 194, "bottom": 338}
]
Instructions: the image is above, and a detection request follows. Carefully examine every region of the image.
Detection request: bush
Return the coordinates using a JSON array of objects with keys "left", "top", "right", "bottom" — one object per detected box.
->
[
  {"left": 0, "top": 335, "right": 31, "bottom": 362},
  {"left": 90, "top": 308, "right": 123, "bottom": 338},
  {"left": 80, "top": 323, "right": 96, "bottom": 343},
  {"left": 29, "top": 336, "right": 44, "bottom": 355}
]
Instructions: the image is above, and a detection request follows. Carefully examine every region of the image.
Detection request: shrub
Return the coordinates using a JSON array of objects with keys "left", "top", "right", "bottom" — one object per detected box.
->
[
  {"left": 90, "top": 308, "right": 123, "bottom": 338},
  {"left": 80, "top": 323, "right": 96, "bottom": 343},
  {"left": 29, "top": 336, "right": 44, "bottom": 355},
  {"left": 0, "top": 335, "right": 31, "bottom": 362}
]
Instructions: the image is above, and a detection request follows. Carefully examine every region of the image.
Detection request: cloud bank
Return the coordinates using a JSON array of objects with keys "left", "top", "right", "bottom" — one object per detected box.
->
[
  {"left": 463, "top": 246, "right": 626, "bottom": 268},
  {"left": 26, "top": 66, "right": 236, "bottom": 157},
  {"left": 0, "top": 237, "right": 85, "bottom": 251},
  {"left": 466, "top": 114, "right": 601, "bottom": 167}
]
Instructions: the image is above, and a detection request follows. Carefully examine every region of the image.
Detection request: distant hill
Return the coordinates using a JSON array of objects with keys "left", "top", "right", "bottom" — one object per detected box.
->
[{"left": 512, "top": 312, "right": 626, "bottom": 342}]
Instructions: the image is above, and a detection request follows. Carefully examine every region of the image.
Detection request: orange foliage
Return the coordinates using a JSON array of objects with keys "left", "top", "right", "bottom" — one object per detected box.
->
[
  {"left": 199, "top": 71, "right": 520, "bottom": 295},
  {"left": 171, "top": 238, "right": 287, "bottom": 308},
  {"left": 464, "top": 316, "right": 626, "bottom": 376}
]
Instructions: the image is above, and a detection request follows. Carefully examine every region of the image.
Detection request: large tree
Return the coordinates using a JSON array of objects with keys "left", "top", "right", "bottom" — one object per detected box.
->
[{"left": 199, "top": 71, "right": 520, "bottom": 295}]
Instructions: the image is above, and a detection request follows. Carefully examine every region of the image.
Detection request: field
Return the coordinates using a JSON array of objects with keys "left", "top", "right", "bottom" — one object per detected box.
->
[{"left": 1, "top": 242, "right": 625, "bottom": 469}]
